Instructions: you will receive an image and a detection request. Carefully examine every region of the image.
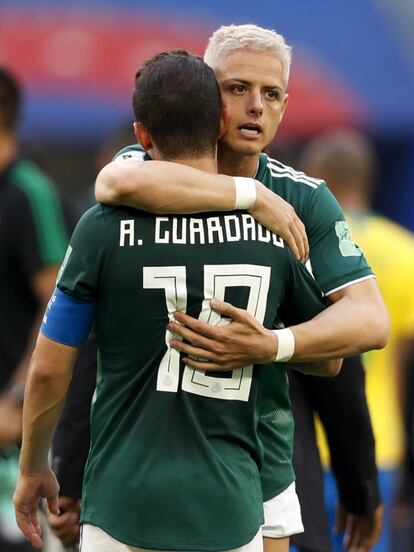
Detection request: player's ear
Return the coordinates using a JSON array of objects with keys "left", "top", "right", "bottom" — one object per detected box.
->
[
  {"left": 134, "top": 122, "right": 153, "bottom": 151},
  {"left": 218, "top": 107, "right": 230, "bottom": 140}
]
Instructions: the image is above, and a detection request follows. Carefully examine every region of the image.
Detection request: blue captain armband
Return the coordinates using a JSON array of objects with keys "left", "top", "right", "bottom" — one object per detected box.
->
[{"left": 40, "top": 288, "right": 96, "bottom": 347}]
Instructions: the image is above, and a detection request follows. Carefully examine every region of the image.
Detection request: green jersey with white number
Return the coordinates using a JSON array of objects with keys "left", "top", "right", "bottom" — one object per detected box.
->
[
  {"left": 58, "top": 202, "right": 325, "bottom": 550},
  {"left": 114, "top": 145, "right": 374, "bottom": 502}
]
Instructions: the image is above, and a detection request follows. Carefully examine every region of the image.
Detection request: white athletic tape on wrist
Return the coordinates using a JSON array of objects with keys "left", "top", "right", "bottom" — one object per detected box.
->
[
  {"left": 234, "top": 177, "right": 256, "bottom": 210},
  {"left": 272, "top": 328, "right": 295, "bottom": 362}
]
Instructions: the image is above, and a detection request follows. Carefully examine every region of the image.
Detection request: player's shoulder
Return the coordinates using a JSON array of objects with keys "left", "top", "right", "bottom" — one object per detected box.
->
[
  {"left": 259, "top": 153, "right": 343, "bottom": 221},
  {"left": 85, "top": 202, "right": 138, "bottom": 229},
  {"left": 113, "top": 143, "right": 147, "bottom": 162},
  {"left": 77, "top": 203, "right": 110, "bottom": 227},
  {"left": 262, "top": 153, "right": 325, "bottom": 192},
  {"left": 71, "top": 204, "right": 115, "bottom": 248}
]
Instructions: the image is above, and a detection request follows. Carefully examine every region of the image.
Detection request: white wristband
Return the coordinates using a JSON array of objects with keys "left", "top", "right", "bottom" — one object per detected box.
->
[
  {"left": 234, "top": 177, "right": 256, "bottom": 210},
  {"left": 272, "top": 328, "right": 295, "bottom": 362}
]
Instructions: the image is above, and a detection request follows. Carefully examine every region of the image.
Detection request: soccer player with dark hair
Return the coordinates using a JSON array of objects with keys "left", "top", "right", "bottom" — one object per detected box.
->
[{"left": 14, "top": 50, "right": 340, "bottom": 552}]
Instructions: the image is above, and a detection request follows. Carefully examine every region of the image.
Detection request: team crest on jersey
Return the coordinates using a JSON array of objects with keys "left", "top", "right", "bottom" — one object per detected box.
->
[
  {"left": 114, "top": 150, "right": 146, "bottom": 164},
  {"left": 335, "top": 221, "right": 362, "bottom": 257}
]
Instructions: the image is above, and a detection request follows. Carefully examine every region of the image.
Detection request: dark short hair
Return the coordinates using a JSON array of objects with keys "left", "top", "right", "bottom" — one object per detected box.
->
[
  {"left": 0, "top": 67, "right": 21, "bottom": 131},
  {"left": 132, "top": 50, "right": 222, "bottom": 159}
]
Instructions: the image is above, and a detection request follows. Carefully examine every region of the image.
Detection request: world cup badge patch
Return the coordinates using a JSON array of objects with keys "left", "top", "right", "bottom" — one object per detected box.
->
[{"left": 335, "top": 221, "right": 362, "bottom": 257}]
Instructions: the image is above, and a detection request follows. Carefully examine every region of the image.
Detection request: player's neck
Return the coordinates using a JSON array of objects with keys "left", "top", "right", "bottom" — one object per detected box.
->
[
  {"left": 168, "top": 156, "right": 218, "bottom": 174},
  {"left": 217, "top": 149, "right": 259, "bottom": 178},
  {"left": 0, "top": 131, "right": 18, "bottom": 172}
]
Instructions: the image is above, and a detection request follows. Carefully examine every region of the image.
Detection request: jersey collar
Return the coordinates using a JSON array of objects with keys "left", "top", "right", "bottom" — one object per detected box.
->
[{"left": 254, "top": 153, "right": 269, "bottom": 181}]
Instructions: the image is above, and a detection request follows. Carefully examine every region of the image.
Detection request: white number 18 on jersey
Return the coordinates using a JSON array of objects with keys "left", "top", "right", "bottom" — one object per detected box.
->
[{"left": 143, "top": 264, "right": 271, "bottom": 402}]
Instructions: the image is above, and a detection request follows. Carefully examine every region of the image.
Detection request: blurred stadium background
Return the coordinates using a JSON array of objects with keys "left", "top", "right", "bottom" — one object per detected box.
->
[
  {"left": 1, "top": 2, "right": 414, "bottom": 551},
  {"left": 0, "top": 0, "right": 413, "bottom": 229}
]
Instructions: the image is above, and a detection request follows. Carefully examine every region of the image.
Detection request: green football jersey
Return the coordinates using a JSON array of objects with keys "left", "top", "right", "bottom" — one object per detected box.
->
[
  {"left": 58, "top": 203, "right": 325, "bottom": 550},
  {"left": 254, "top": 152, "right": 374, "bottom": 500},
  {"left": 113, "top": 144, "right": 374, "bottom": 502}
]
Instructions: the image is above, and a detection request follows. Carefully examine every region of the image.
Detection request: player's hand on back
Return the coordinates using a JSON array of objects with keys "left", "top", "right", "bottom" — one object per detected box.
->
[
  {"left": 249, "top": 181, "right": 309, "bottom": 262},
  {"left": 168, "top": 298, "right": 277, "bottom": 371}
]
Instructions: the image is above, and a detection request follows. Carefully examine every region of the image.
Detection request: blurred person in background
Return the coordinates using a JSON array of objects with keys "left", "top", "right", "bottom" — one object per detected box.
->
[
  {"left": 287, "top": 354, "right": 381, "bottom": 552},
  {"left": 393, "top": 342, "right": 414, "bottom": 550},
  {"left": 47, "top": 24, "right": 387, "bottom": 552},
  {"left": 0, "top": 68, "right": 68, "bottom": 551},
  {"left": 300, "top": 129, "right": 414, "bottom": 552}
]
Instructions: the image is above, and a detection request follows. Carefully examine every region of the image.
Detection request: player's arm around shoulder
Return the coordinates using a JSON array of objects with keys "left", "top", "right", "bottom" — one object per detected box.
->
[
  {"left": 96, "top": 157, "right": 237, "bottom": 214},
  {"left": 95, "top": 146, "right": 309, "bottom": 261}
]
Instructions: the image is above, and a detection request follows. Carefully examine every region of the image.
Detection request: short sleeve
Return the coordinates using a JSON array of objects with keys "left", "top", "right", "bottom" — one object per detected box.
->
[
  {"left": 57, "top": 205, "right": 107, "bottom": 301},
  {"left": 305, "top": 183, "right": 373, "bottom": 295}
]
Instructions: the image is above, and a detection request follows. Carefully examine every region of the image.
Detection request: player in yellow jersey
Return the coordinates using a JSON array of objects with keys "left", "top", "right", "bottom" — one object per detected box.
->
[{"left": 301, "top": 129, "right": 414, "bottom": 552}]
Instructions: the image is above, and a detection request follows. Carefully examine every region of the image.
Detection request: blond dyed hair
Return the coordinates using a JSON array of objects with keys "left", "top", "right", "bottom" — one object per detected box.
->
[{"left": 204, "top": 24, "right": 292, "bottom": 84}]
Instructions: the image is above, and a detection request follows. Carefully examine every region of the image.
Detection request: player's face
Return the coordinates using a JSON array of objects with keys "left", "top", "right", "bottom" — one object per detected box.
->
[{"left": 214, "top": 49, "right": 288, "bottom": 157}]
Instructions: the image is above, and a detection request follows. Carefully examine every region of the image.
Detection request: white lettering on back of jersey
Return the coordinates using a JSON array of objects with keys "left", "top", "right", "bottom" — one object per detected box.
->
[
  {"left": 120, "top": 215, "right": 286, "bottom": 248},
  {"left": 189, "top": 218, "right": 205, "bottom": 244},
  {"left": 155, "top": 217, "right": 170, "bottom": 243},
  {"left": 272, "top": 234, "right": 284, "bottom": 248},
  {"left": 172, "top": 217, "right": 187, "bottom": 244},
  {"left": 120, "top": 220, "right": 135, "bottom": 246},
  {"left": 206, "top": 217, "right": 224, "bottom": 243},
  {"left": 258, "top": 223, "right": 271, "bottom": 243},
  {"left": 241, "top": 214, "right": 256, "bottom": 241},
  {"left": 224, "top": 215, "right": 241, "bottom": 242}
]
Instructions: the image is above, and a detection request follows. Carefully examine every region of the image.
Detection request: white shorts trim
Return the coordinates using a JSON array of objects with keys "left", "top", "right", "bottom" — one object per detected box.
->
[
  {"left": 262, "top": 482, "right": 304, "bottom": 539},
  {"left": 80, "top": 524, "right": 263, "bottom": 552}
]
